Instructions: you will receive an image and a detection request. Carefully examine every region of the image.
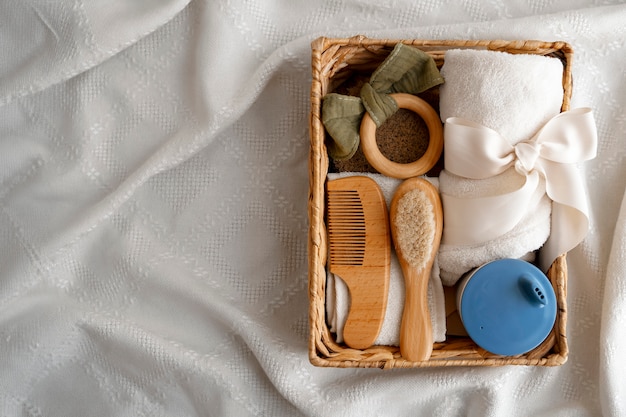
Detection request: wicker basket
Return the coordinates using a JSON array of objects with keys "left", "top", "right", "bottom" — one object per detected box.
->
[{"left": 308, "top": 36, "right": 572, "bottom": 369}]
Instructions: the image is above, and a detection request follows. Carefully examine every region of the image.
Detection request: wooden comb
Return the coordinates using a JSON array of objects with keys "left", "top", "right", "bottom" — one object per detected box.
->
[{"left": 326, "top": 176, "right": 391, "bottom": 349}]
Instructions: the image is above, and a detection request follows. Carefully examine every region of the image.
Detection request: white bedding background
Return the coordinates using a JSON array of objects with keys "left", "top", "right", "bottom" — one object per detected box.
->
[{"left": 1, "top": 1, "right": 625, "bottom": 416}]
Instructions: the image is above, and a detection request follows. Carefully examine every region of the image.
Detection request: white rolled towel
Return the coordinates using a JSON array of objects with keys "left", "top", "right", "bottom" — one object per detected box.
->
[
  {"left": 439, "top": 48, "right": 564, "bottom": 144},
  {"left": 325, "top": 172, "right": 447, "bottom": 345},
  {"left": 438, "top": 49, "right": 564, "bottom": 284},
  {"left": 437, "top": 169, "right": 551, "bottom": 285}
]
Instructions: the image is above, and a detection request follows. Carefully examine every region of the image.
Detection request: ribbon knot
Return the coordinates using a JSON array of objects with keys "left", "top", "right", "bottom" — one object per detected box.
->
[
  {"left": 514, "top": 141, "right": 541, "bottom": 175},
  {"left": 321, "top": 43, "right": 443, "bottom": 160},
  {"left": 441, "top": 107, "right": 598, "bottom": 271}
]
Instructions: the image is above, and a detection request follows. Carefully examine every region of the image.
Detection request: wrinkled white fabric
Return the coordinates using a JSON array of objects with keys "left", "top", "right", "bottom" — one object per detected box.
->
[{"left": 1, "top": 1, "right": 625, "bottom": 416}]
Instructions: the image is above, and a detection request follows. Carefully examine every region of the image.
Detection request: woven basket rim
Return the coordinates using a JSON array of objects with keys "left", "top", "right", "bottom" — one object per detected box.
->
[{"left": 308, "top": 36, "right": 571, "bottom": 369}]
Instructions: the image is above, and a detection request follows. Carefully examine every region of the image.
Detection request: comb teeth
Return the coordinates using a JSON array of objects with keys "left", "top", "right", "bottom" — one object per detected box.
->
[{"left": 327, "top": 190, "right": 366, "bottom": 266}]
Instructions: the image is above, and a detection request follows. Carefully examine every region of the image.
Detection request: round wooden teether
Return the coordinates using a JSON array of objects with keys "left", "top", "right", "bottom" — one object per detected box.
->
[{"left": 360, "top": 93, "right": 443, "bottom": 179}]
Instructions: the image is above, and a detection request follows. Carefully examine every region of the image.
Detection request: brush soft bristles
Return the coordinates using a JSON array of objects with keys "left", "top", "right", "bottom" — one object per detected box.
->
[
  {"left": 394, "top": 189, "right": 435, "bottom": 270},
  {"left": 327, "top": 189, "right": 366, "bottom": 266}
]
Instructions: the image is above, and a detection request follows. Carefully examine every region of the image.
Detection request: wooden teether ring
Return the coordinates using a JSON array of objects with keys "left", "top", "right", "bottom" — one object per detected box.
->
[{"left": 360, "top": 93, "right": 443, "bottom": 179}]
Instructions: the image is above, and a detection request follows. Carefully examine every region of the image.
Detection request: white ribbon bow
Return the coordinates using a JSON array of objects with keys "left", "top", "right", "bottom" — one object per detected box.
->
[{"left": 441, "top": 107, "right": 597, "bottom": 272}]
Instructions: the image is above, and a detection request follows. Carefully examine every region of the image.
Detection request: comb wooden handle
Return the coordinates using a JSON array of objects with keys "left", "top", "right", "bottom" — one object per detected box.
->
[{"left": 342, "top": 270, "right": 389, "bottom": 349}]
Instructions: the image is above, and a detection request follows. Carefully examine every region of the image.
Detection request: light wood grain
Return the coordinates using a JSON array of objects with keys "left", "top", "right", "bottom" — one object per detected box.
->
[
  {"left": 390, "top": 177, "right": 443, "bottom": 362},
  {"left": 360, "top": 93, "right": 443, "bottom": 179},
  {"left": 326, "top": 176, "right": 391, "bottom": 349}
]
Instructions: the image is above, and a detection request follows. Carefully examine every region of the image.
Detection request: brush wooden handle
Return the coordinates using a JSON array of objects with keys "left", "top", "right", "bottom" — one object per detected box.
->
[
  {"left": 390, "top": 178, "right": 443, "bottom": 362},
  {"left": 399, "top": 264, "right": 433, "bottom": 362},
  {"left": 360, "top": 93, "right": 443, "bottom": 179}
]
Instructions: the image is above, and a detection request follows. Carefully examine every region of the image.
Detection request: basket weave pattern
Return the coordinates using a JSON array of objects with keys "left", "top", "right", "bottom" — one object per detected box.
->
[{"left": 308, "top": 36, "right": 572, "bottom": 368}]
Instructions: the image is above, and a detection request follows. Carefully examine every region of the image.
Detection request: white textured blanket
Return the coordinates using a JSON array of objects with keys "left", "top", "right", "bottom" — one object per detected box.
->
[{"left": 1, "top": 1, "right": 625, "bottom": 416}]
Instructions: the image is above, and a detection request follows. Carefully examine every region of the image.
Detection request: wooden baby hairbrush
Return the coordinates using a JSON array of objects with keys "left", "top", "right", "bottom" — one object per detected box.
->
[{"left": 390, "top": 177, "right": 443, "bottom": 361}]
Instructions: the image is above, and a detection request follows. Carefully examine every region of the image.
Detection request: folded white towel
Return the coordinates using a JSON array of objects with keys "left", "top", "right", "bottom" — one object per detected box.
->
[
  {"left": 437, "top": 49, "right": 563, "bottom": 284},
  {"left": 437, "top": 169, "right": 551, "bottom": 285},
  {"left": 439, "top": 49, "right": 564, "bottom": 146},
  {"left": 325, "top": 172, "right": 446, "bottom": 345}
]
